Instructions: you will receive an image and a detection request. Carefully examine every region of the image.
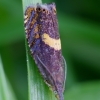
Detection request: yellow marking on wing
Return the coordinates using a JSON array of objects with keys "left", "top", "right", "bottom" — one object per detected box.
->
[
  {"left": 25, "top": 8, "right": 39, "bottom": 29},
  {"left": 35, "top": 34, "right": 39, "bottom": 39},
  {"left": 34, "top": 24, "right": 40, "bottom": 33},
  {"left": 34, "top": 27, "right": 38, "bottom": 33},
  {"left": 42, "top": 33, "right": 61, "bottom": 50},
  {"left": 26, "top": 7, "right": 35, "bottom": 21},
  {"left": 30, "top": 19, "right": 36, "bottom": 28},
  {"left": 30, "top": 13, "right": 38, "bottom": 28}
]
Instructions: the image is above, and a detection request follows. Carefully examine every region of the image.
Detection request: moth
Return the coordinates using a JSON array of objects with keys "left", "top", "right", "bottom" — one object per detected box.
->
[{"left": 24, "top": 3, "right": 66, "bottom": 100}]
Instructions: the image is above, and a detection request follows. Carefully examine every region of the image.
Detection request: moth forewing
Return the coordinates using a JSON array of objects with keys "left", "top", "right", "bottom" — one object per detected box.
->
[{"left": 24, "top": 3, "right": 66, "bottom": 100}]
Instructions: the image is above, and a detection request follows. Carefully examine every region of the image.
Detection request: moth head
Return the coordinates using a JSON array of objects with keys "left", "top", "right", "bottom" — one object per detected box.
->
[{"left": 36, "top": 4, "right": 49, "bottom": 14}]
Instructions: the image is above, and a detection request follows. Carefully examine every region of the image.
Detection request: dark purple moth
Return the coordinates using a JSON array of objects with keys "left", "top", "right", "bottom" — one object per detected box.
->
[{"left": 24, "top": 3, "right": 66, "bottom": 100}]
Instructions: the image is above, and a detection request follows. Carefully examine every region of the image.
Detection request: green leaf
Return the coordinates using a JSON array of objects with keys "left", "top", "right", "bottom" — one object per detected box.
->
[
  {"left": 0, "top": 0, "right": 24, "bottom": 46},
  {"left": 0, "top": 56, "right": 17, "bottom": 100},
  {"left": 22, "top": 0, "right": 57, "bottom": 100},
  {"left": 65, "top": 81, "right": 100, "bottom": 100}
]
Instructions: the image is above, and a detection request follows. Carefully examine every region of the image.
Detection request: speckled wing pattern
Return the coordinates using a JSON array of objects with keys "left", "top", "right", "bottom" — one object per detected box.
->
[{"left": 24, "top": 3, "right": 66, "bottom": 100}]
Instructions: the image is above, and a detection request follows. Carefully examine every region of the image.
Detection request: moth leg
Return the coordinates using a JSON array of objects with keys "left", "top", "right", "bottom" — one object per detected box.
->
[{"left": 62, "top": 56, "right": 67, "bottom": 91}]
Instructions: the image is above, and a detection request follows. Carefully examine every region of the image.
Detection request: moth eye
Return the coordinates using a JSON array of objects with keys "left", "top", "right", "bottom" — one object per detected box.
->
[
  {"left": 42, "top": 9, "right": 46, "bottom": 12},
  {"left": 36, "top": 7, "right": 41, "bottom": 12},
  {"left": 38, "top": 7, "right": 41, "bottom": 11}
]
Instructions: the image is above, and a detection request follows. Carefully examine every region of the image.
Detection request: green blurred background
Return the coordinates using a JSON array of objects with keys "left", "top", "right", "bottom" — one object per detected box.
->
[{"left": 0, "top": 0, "right": 100, "bottom": 100}]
